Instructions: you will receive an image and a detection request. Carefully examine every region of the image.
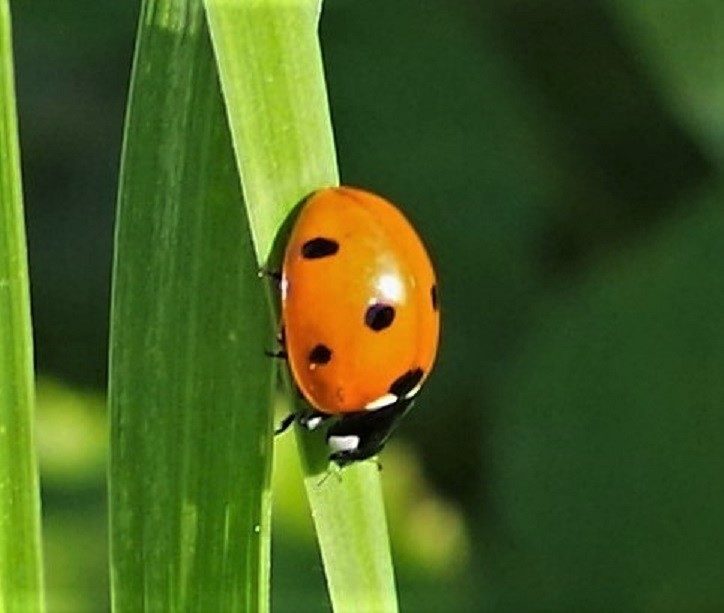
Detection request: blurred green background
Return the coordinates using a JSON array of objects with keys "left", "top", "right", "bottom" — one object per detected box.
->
[{"left": 11, "top": 0, "right": 724, "bottom": 611}]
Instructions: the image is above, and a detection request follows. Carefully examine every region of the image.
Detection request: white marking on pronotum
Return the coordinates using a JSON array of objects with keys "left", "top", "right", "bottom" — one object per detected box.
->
[
  {"left": 375, "top": 273, "right": 404, "bottom": 303},
  {"left": 305, "top": 415, "right": 323, "bottom": 431},
  {"left": 328, "top": 435, "right": 360, "bottom": 453},
  {"left": 404, "top": 382, "right": 423, "bottom": 400},
  {"left": 364, "top": 393, "right": 397, "bottom": 411},
  {"left": 280, "top": 276, "right": 289, "bottom": 300}
]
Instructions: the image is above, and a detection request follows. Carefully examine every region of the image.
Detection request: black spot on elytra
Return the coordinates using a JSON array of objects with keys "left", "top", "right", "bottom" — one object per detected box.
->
[
  {"left": 308, "top": 344, "right": 332, "bottom": 365},
  {"left": 301, "top": 237, "right": 339, "bottom": 259},
  {"left": 431, "top": 284, "right": 439, "bottom": 311},
  {"left": 390, "top": 368, "right": 424, "bottom": 398},
  {"left": 365, "top": 304, "right": 395, "bottom": 331}
]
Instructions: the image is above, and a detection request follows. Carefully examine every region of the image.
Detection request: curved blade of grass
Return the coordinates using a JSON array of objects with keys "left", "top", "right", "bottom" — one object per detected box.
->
[
  {"left": 108, "top": 1, "right": 274, "bottom": 611},
  {"left": 0, "top": 2, "right": 45, "bottom": 611},
  {"left": 204, "top": 0, "right": 337, "bottom": 264},
  {"left": 204, "top": 2, "right": 398, "bottom": 611}
]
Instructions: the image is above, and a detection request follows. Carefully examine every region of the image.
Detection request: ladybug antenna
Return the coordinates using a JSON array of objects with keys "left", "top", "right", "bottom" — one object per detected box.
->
[{"left": 316, "top": 464, "right": 343, "bottom": 488}]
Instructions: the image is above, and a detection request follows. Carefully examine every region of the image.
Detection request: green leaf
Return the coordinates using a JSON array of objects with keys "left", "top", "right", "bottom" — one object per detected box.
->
[
  {"left": 204, "top": 0, "right": 337, "bottom": 264},
  {"left": 609, "top": 0, "right": 724, "bottom": 164},
  {"left": 204, "top": 1, "right": 398, "bottom": 610},
  {"left": 108, "top": 1, "right": 274, "bottom": 611},
  {"left": 0, "top": 2, "right": 45, "bottom": 611},
  {"left": 484, "top": 188, "right": 724, "bottom": 611}
]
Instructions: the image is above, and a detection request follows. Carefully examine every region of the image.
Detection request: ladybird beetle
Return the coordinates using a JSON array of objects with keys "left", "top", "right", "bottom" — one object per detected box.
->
[{"left": 274, "top": 186, "right": 440, "bottom": 467}]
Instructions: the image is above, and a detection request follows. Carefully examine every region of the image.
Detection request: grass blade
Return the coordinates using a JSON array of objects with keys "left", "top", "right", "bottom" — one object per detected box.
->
[
  {"left": 204, "top": 1, "right": 398, "bottom": 610},
  {"left": 0, "top": 2, "right": 45, "bottom": 611},
  {"left": 205, "top": 0, "right": 337, "bottom": 263},
  {"left": 108, "top": 1, "right": 273, "bottom": 611}
]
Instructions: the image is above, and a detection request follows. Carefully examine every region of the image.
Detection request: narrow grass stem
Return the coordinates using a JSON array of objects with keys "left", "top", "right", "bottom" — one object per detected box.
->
[
  {"left": 109, "top": 1, "right": 273, "bottom": 610},
  {"left": 204, "top": 1, "right": 398, "bottom": 610},
  {"left": 0, "top": 2, "right": 45, "bottom": 611}
]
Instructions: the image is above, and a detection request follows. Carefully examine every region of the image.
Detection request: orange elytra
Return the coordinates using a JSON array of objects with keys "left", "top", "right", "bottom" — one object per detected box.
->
[{"left": 275, "top": 186, "right": 440, "bottom": 466}]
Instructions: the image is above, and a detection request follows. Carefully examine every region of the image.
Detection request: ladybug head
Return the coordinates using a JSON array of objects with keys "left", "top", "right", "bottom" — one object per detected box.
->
[{"left": 325, "top": 398, "right": 416, "bottom": 468}]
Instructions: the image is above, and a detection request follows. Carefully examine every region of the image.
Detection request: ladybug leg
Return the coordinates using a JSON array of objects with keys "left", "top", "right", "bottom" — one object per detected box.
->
[
  {"left": 274, "top": 412, "right": 297, "bottom": 435},
  {"left": 316, "top": 465, "right": 343, "bottom": 487},
  {"left": 258, "top": 268, "right": 282, "bottom": 283},
  {"left": 274, "top": 408, "right": 330, "bottom": 435},
  {"left": 265, "top": 326, "right": 287, "bottom": 359}
]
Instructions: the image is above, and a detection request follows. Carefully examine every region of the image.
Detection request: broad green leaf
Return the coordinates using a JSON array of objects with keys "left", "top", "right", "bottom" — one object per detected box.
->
[
  {"left": 204, "top": 1, "right": 398, "bottom": 610},
  {"left": 483, "top": 187, "right": 724, "bottom": 611},
  {"left": 609, "top": 0, "right": 724, "bottom": 164},
  {"left": 108, "top": 1, "right": 273, "bottom": 611},
  {"left": 0, "top": 2, "right": 45, "bottom": 611}
]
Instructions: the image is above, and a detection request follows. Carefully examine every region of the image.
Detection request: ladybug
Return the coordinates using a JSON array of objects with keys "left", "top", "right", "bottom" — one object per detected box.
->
[{"left": 273, "top": 186, "right": 440, "bottom": 467}]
